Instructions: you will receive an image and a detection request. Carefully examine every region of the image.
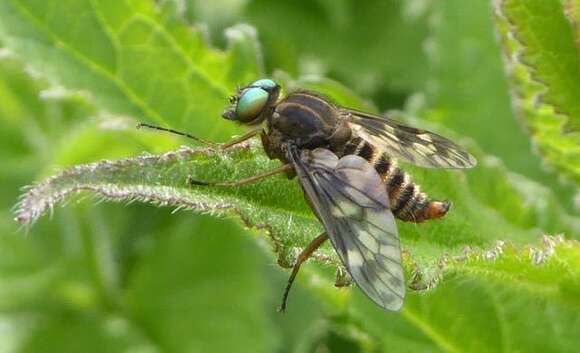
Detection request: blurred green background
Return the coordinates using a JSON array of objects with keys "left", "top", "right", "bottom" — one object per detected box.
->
[{"left": 0, "top": 0, "right": 579, "bottom": 352}]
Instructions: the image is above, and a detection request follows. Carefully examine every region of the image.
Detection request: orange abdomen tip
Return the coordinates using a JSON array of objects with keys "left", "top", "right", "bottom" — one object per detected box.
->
[{"left": 424, "top": 200, "right": 451, "bottom": 220}]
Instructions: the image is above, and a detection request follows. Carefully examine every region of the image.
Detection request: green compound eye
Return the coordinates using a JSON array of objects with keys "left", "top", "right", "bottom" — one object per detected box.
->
[
  {"left": 236, "top": 87, "right": 269, "bottom": 122},
  {"left": 250, "top": 79, "right": 277, "bottom": 90}
]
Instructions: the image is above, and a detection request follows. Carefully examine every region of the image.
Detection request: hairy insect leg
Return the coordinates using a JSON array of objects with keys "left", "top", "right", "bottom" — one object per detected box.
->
[
  {"left": 187, "top": 164, "right": 292, "bottom": 187},
  {"left": 219, "top": 128, "right": 263, "bottom": 149},
  {"left": 334, "top": 265, "right": 352, "bottom": 287},
  {"left": 137, "top": 123, "right": 262, "bottom": 150},
  {"left": 279, "top": 232, "right": 328, "bottom": 313},
  {"left": 136, "top": 123, "right": 218, "bottom": 147}
]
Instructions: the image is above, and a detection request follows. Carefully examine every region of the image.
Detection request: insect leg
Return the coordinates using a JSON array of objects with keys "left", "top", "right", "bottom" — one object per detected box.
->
[
  {"left": 136, "top": 123, "right": 218, "bottom": 147},
  {"left": 137, "top": 123, "right": 262, "bottom": 150},
  {"left": 279, "top": 232, "right": 328, "bottom": 313},
  {"left": 187, "top": 164, "right": 292, "bottom": 187},
  {"left": 219, "top": 128, "right": 263, "bottom": 149}
]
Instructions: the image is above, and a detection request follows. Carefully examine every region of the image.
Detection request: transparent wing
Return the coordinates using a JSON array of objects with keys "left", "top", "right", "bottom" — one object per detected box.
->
[
  {"left": 289, "top": 146, "right": 405, "bottom": 310},
  {"left": 343, "top": 109, "right": 477, "bottom": 169}
]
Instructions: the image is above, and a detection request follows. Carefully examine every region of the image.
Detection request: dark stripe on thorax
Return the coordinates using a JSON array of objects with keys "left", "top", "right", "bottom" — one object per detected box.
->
[
  {"left": 277, "top": 101, "right": 322, "bottom": 122},
  {"left": 283, "top": 92, "right": 336, "bottom": 122}
]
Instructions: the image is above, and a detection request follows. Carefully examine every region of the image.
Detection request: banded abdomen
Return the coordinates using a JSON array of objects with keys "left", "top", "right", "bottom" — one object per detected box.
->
[{"left": 341, "top": 136, "right": 449, "bottom": 222}]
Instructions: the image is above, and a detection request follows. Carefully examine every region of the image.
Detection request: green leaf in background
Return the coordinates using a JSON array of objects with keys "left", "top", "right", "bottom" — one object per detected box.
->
[
  {"left": 240, "top": 0, "right": 431, "bottom": 106},
  {"left": 124, "top": 215, "right": 279, "bottom": 353},
  {"left": 419, "top": 0, "right": 579, "bottom": 209},
  {"left": 497, "top": 0, "right": 580, "bottom": 133},
  {"left": 1, "top": 208, "right": 280, "bottom": 353},
  {"left": 494, "top": 0, "right": 580, "bottom": 184},
  {"left": 0, "top": 0, "right": 262, "bottom": 140},
  {"left": 567, "top": 0, "right": 580, "bottom": 49}
]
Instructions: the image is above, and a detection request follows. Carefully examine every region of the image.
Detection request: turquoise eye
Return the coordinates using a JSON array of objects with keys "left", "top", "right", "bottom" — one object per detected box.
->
[
  {"left": 250, "top": 79, "right": 277, "bottom": 90},
  {"left": 236, "top": 87, "right": 269, "bottom": 122}
]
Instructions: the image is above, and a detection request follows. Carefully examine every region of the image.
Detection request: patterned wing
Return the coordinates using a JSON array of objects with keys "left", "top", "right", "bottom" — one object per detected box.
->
[
  {"left": 289, "top": 146, "right": 405, "bottom": 311},
  {"left": 343, "top": 109, "right": 477, "bottom": 169}
]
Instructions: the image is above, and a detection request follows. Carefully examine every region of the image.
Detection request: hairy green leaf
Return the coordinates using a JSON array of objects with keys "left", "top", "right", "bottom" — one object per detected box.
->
[
  {"left": 353, "top": 237, "right": 580, "bottom": 352},
  {"left": 14, "top": 135, "right": 580, "bottom": 279},
  {"left": 494, "top": 0, "right": 580, "bottom": 182},
  {"left": 421, "top": 0, "right": 577, "bottom": 206},
  {"left": 14, "top": 143, "right": 326, "bottom": 266},
  {"left": 497, "top": 0, "right": 580, "bottom": 133}
]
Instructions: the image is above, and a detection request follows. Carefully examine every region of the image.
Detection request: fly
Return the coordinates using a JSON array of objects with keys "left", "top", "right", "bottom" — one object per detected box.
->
[{"left": 137, "top": 78, "right": 477, "bottom": 312}]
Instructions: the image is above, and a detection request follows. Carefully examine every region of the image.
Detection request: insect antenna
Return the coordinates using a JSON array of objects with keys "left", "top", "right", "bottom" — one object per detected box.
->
[{"left": 136, "top": 122, "right": 218, "bottom": 147}]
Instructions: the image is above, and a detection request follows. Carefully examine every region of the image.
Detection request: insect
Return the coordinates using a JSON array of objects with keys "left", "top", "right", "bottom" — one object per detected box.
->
[{"left": 138, "top": 78, "right": 476, "bottom": 312}]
